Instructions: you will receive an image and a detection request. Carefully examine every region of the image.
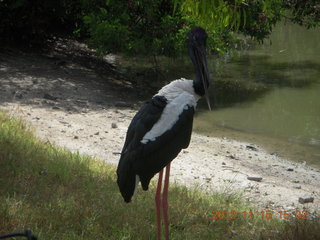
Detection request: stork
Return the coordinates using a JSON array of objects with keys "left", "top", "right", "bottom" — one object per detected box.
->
[{"left": 116, "top": 27, "right": 211, "bottom": 240}]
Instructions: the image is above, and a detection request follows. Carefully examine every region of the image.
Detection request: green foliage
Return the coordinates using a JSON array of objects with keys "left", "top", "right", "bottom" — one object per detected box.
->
[
  {"left": 284, "top": 0, "right": 320, "bottom": 28},
  {"left": 178, "top": 0, "right": 284, "bottom": 42},
  {"left": 80, "top": 0, "right": 185, "bottom": 55},
  {"left": 238, "top": 0, "right": 283, "bottom": 41},
  {"left": 83, "top": 12, "right": 131, "bottom": 53},
  {"left": 0, "top": 0, "right": 319, "bottom": 54},
  {"left": 80, "top": 0, "right": 246, "bottom": 55}
]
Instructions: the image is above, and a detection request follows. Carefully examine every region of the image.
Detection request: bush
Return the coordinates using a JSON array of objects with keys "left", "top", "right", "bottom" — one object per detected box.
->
[
  {"left": 0, "top": 0, "right": 80, "bottom": 45},
  {"left": 81, "top": 0, "right": 186, "bottom": 56},
  {"left": 1, "top": 0, "right": 319, "bottom": 55}
]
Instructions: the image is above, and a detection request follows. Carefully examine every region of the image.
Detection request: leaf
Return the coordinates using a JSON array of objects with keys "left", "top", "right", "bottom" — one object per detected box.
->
[
  {"left": 9, "top": 0, "right": 27, "bottom": 9},
  {"left": 242, "top": 8, "right": 247, "bottom": 27}
]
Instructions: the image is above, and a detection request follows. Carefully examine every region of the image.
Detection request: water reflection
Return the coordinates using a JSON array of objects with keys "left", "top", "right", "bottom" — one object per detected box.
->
[
  {"left": 196, "top": 22, "right": 320, "bottom": 166},
  {"left": 121, "top": 22, "right": 320, "bottom": 166}
]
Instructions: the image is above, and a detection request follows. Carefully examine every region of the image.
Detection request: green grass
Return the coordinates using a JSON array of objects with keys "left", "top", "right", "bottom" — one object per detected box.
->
[{"left": 0, "top": 111, "right": 319, "bottom": 239}]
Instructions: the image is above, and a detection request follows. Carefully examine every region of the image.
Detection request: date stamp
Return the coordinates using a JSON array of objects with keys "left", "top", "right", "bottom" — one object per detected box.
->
[{"left": 210, "top": 210, "right": 309, "bottom": 220}]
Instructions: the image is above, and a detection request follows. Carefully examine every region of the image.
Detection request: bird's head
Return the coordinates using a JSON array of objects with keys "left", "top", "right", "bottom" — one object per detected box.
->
[
  {"left": 188, "top": 27, "right": 208, "bottom": 49},
  {"left": 188, "top": 27, "right": 212, "bottom": 110}
]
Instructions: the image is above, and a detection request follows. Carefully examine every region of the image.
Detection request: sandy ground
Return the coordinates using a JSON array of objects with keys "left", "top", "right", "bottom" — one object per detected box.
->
[{"left": 1, "top": 44, "right": 319, "bottom": 218}]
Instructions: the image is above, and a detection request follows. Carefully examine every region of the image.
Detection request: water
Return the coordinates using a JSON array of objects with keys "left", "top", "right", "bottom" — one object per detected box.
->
[
  {"left": 122, "top": 22, "right": 320, "bottom": 166},
  {"left": 195, "top": 22, "right": 320, "bottom": 167}
]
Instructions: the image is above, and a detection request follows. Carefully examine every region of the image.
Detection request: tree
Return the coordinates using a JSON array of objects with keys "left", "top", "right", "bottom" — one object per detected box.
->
[
  {"left": 0, "top": 0, "right": 319, "bottom": 55},
  {"left": 284, "top": 0, "right": 320, "bottom": 28}
]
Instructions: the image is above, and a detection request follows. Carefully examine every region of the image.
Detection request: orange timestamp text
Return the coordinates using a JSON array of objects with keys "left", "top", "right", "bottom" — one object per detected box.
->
[{"left": 210, "top": 210, "right": 308, "bottom": 220}]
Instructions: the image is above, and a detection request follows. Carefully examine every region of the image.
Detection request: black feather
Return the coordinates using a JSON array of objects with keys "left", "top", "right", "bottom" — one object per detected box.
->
[
  {"left": 116, "top": 95, "right": 167, "bottom": 202},
  {"left": 116, "top": 96, "right": 195, "bottom": 203}
]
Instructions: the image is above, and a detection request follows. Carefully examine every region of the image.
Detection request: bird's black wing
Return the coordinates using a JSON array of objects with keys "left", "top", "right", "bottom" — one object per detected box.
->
[
  {"left": 117, "top": 96, "right": 167, "bottom": 202},
  {"left": 117, "top": 96, "right": 195, "bottom": 202},
  {"left": 120, "top": 96, "right": 167, "bottom": 154},
  {"left": 135, "top": 105, "right": 195, "bottom": 189}
]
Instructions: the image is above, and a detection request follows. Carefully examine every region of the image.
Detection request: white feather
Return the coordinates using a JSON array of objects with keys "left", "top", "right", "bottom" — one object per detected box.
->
[
  {"left": 157, "top": 78, "right": 200, "bottom": 102},
  {"left": 141, "top": 79, "right": 199, "bottom": 144}
]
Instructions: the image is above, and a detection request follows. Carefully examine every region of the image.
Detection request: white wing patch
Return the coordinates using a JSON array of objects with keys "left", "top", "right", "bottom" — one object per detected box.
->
[{"left": 141, "top": 92, "right": 196, "bottom": 144}]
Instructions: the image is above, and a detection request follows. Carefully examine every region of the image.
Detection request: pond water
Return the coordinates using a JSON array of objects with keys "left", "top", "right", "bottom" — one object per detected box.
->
[
  {"left": 195, "top": 22, "right": 320, "bottom": 167},
  {"left": 122, "top": 22, "right": 320, "bottom": 167}
]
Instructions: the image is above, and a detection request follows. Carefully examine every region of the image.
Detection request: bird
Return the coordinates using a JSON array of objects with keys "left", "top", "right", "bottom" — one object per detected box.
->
[{"left": 116, "top": 27, "right": 211, "bottom": 240}]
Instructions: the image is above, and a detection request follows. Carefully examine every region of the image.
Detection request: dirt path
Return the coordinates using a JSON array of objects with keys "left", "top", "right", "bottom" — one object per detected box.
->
[{"left": 1, "top": 45, "right": 319, "bottom": 218}]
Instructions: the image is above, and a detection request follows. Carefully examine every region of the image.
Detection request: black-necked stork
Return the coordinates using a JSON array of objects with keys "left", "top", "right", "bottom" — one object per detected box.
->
[{"left": 117, "top": 27, "right": 211, "bottom": 240}]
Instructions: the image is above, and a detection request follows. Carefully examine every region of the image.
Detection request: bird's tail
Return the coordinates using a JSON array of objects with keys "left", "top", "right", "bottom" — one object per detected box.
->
[{"left": 116, "top": 156, "right": 136, "bottom": 203}]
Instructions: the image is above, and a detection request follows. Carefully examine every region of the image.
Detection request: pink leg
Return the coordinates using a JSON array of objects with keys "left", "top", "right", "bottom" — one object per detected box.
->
[
  {"left": 162, "top": 163, "right": 171, "bottom": 240},
  {"left": 155, "top": 169, "right": 163, "bottom": 240}
]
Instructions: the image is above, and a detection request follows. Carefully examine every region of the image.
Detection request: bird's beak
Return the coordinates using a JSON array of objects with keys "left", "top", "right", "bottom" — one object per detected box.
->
[
  {"left": 196, "top": 45, "right": 212, "bottom": 111},
  {"left": 202, "top": 57, "right": 211, "bottom": 111}
]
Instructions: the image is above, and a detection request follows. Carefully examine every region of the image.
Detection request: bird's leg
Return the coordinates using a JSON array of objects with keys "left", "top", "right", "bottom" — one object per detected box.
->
[
  {"left": 162, "top": 163, "right": 171, "bottom": 240},
  {"left": 155, "top": 169, "right": 163, "bottom": 240}
]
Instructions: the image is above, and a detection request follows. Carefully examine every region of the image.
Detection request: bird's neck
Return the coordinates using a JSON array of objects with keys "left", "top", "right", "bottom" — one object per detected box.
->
[{"left": 157, "top": 79, "right": 200, "bottom": 102}]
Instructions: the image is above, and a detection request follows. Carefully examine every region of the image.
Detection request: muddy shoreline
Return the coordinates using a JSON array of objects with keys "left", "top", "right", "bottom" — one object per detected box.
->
[{"left": 1, "top": 47, "right": 319, "bottom": 216}]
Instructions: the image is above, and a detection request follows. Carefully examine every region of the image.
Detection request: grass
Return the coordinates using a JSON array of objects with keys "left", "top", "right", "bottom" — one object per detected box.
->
[{"left": 0, "top": 110, "right": 319, "bottom": 239}]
